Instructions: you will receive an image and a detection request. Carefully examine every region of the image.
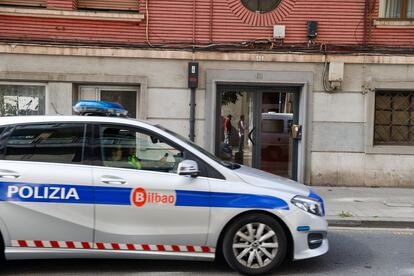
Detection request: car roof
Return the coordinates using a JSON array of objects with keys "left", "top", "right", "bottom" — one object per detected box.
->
[{"left": 0, "top": 115, "right": 154, "bottom": 127}]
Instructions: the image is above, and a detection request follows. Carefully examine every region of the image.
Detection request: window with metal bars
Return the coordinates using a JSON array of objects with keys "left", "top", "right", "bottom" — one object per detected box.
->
[
  {"left": 77, "top": 0, "right": 140, "bottom": 12},
  {"left": 382, "top": 0, "right": 414, "bottom": 19},
  {"left": 374, "top": 91, "right": 414, "bottom": 145},
  {"left": 0, "top": 0, "right": 46, "bottom": 8}
]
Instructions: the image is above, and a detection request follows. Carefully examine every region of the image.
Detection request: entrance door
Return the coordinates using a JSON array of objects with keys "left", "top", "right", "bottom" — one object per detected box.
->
[{"left": 215, "top": 86, "right": 300, "bottom": 180}]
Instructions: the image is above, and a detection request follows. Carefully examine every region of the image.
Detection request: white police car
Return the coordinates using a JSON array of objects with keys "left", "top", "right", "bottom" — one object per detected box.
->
[{"left": 0, "top": 101, "right": 328, "bottom": 275}]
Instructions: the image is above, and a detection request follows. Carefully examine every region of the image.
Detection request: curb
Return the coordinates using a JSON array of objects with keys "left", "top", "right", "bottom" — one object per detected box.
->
[{"left": 328, "top": 219, "right": 414, "bottom": 229}]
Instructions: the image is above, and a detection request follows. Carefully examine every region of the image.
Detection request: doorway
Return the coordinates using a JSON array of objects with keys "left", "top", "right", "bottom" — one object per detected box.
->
[{"left": 215, "top": 85, "right": 300, "bottom": 180}]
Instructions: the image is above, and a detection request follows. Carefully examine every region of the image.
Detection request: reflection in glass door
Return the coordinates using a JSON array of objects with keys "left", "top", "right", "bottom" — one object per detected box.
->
[
  {"left": 216, "top": 89, "right": 256, "bottom": 168},
  {"left": 260, "top": 92, "right": 297, "bottom": 179},
  {"left": 215, "top": 86, "right": 299, "bottom": 180}
]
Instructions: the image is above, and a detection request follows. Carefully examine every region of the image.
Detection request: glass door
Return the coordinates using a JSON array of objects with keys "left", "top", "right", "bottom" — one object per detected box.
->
[
  {"left": 215, "top": 87, "right": 258, "bottom": 168},
  {"left": 259, "top": 91, "right": 298, "bottom": 179},
  {"left": 215, "top": 85, "right": 299, "bottom": 180}
]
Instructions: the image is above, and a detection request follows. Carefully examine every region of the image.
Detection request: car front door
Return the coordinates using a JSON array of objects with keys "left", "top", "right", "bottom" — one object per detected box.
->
[
  {"left": 0, "top": 123, "right": 94, "bottom": 249},
  {"left": 92, "top": 124, "right": 211, "bottom": 250}
]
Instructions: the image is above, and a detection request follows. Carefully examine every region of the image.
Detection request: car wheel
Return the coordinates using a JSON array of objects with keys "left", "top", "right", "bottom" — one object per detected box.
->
[
  {"left": 0, "top": 233, "right": 5, "bottom": 263},
  {"left": 222, "top": 213, "right": 287, "bottom": 275}
]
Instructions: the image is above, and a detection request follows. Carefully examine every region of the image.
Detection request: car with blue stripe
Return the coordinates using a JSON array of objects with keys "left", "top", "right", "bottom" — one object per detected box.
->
[{"left": 0, "top": 101, "right": 328, "bottom": 275}]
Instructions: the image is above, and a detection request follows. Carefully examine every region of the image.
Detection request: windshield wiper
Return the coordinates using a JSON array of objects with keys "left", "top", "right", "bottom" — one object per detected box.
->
[{"left": 222, "top": 161, "right": 241, "bottom": 170}]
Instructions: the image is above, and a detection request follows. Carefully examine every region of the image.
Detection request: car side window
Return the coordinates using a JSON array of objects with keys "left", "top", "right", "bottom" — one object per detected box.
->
[
  {"left": 100, "top": 126, "right": 184, "bottom": 173},
  {"left": 4, "top": 123, "right": 86, "bottom": 164}
]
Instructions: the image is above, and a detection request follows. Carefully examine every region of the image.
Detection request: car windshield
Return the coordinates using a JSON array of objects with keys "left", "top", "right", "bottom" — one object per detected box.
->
[{"left": 156, "top": 125, "right": 241, "bottom": 170}]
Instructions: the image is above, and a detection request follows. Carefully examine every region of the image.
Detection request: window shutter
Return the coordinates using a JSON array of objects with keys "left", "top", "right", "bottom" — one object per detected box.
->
[
  {"left": 77, "top": 0, "right": 139, "bottom": 11},
  {"left": 0, "top": 0, "right": 46, "bottom": 7}
]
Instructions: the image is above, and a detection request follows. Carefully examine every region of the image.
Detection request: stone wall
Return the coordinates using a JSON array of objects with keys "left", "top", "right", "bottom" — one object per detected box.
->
[{"left": 1, "top": 49, "right": 414, "bottom": 187}]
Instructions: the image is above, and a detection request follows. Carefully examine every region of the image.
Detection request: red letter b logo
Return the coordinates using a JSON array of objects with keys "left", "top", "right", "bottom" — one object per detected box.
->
[{"left": 132, "top": 188, "right": 146, "bottom": 207}]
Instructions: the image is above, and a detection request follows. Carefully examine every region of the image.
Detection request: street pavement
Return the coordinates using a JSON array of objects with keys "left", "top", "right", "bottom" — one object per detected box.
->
[
  {"left": 313, "top": 186, "right": 414, "bottom": 228},
  {"left": 1, "top": 227, "right": 413, "bottom": 275}
]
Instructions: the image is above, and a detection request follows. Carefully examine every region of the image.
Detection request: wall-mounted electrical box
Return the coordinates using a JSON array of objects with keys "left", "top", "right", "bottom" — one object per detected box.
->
[
  {"left": 328, "top": 62, "right": 344, "bottom": 82},
  {"left": 188, "top": 62, "right": 199, "bottom": 88},
  {"left": 273, "top": 25, "right": 286, "bottom": 39},
  {"left": 328, "top": 62, "right": 344, "bottom": 90}
]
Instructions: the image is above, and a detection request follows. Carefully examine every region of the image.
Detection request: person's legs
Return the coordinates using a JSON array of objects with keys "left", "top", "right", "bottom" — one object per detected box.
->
[{"left": 238, "top": 134, "right": 244, "bottom": 152}]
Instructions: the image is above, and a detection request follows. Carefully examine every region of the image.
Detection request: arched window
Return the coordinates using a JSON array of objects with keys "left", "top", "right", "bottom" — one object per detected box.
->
[{"left": 241, "top": 0, "right": 282, "bottom": 13}]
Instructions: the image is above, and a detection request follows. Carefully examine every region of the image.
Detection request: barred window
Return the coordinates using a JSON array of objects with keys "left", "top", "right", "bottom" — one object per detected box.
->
[{"left": 374, "top": 91, "right": 414, "bottom": 145}]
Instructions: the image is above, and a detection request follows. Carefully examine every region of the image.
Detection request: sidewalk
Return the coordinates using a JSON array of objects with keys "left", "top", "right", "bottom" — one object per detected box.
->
[{"left": 312, "top": 186, "right": 414, "bottom": 229}]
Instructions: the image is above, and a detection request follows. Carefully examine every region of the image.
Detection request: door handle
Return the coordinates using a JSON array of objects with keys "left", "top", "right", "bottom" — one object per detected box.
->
[
  {"left": 0, "top": 169, "right": 20, "bottom": 179},
  {"left": 248, "top": 128, "right": 256, "bottom": 145},
  {"left": 100, "top": 176, "right": 127, "bottom": 185}
]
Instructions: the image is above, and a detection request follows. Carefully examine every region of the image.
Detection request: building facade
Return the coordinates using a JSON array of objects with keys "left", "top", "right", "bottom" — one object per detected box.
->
[{"left": 0, "top": 0, "right": 413, "bottom": 187}]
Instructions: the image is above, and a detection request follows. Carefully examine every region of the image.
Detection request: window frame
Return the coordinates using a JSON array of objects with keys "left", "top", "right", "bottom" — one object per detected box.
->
[
  {"left": 77, "top": 0, "right": 140, "bottom": 13},
  {"left": 374, "top": 90, "right": 414, "bottom": 145},
  {"left": 95, "top": 123, "right": 225, "bottom": 180},
  {"left": 241, "top": 0, "right": 281, "bottom": 14},
  {"left": 0, "top": 0, "right": 46, "bottom": 8},
  {"left": 0, "top": 122, "right": 89, "bottom": 165},
  {"left": 366, "top": 84, "right": 414, "bottom": 155},
  {"left": 78, "top": 85, "right": 140, "bottom": 119},
  {"left": 0, "top": 82, "right": 48, "bottom": 116},
  {"left": 379, "top": 0, "right": 414, "bottom": 20}
]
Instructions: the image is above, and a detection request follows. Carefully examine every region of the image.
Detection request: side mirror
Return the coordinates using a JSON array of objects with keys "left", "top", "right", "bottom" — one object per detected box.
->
[{"left": 177, "top": 160, "right": 200, "bottom": 177}]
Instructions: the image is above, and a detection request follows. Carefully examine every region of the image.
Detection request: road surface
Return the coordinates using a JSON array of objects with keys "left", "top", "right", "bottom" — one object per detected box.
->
[{"left": 1, "top": 227, "right": 413, "bottom": 275}]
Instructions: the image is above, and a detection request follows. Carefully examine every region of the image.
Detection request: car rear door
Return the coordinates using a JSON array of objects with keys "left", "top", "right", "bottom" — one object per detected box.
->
[
  {"left": 92, "top": 124, "right": 212, "bottom": 251},
  {"left": 0, "top": 122, "right": 94, "bottom": 249}
]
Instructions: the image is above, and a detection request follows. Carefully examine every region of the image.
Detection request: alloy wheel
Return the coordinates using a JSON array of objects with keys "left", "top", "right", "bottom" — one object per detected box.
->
[{"left": 232, "top": 222, "right": 279, "bottom": 269}]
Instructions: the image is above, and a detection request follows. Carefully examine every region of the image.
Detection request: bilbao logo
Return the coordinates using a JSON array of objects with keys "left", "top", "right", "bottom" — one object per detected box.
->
[{"left": 131, "top": 187, "right": 175, "bottom": 207}]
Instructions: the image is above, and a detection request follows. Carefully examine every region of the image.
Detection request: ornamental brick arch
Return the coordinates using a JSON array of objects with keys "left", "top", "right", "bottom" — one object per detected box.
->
[{"left": 227, "top": 0, "right": 297, "bottom": 26}]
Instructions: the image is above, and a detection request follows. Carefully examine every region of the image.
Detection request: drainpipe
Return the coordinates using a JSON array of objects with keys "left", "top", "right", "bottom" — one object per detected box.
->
[
  {"left": 188, "top": 62, "right": 199, "bottom": 142},
  {"left": 189, "top": 0, "right": 197, "bottom": 141},
  {"left": 363, "top": 0, "right": 373, "bottom": 46},
  {"left": 192, "top": 0, "right": 196, "bottom": 45},
  {"left": 189, "top": 87, "right": 196, "bottom": 141}
]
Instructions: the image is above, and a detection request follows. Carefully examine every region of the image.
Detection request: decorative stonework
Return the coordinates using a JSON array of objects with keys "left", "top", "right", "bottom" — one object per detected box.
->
[{"left": 227, "top": 0, "right": 296, "bottom": 26}]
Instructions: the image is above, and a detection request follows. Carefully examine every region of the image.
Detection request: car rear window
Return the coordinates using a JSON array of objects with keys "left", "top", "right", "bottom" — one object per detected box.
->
[{"left": 4, "top": 123, "right": 86, "bottom": 164}]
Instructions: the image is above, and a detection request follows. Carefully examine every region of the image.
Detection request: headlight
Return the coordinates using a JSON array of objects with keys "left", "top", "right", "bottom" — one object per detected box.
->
[{"left": 291, "top": 195, "right": 323, "bottom": 217}]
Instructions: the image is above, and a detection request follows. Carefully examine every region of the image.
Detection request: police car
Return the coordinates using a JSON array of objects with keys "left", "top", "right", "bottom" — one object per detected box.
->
[{"left": 0, "top": 101, "right": 328, "bottom": 275}]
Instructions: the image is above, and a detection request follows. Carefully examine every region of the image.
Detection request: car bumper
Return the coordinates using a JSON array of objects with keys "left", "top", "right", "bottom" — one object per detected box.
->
[{"left": 279, "top": 208, "right": 329, "bottom": 261}]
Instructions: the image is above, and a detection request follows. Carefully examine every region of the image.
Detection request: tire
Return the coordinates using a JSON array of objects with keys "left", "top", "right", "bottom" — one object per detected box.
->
[
  {"left": 0, "top": 232, "right": 5, "bottom": 263},
  {"left": 222, "top": 213, "right": 287, "bottom": 275}
]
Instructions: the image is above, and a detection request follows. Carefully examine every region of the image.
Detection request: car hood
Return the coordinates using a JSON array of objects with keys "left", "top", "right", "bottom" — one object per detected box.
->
[{"left": 233, "top": 165, "right": 310, "bottom": 196}]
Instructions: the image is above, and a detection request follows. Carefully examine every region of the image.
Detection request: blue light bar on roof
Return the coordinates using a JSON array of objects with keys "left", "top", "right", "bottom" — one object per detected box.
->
[{"left": 73, "top": 100, "right": 128, "bottom": 117}]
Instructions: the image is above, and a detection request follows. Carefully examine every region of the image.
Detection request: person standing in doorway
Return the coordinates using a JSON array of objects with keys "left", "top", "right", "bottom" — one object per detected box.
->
[
  {"left": 237, "top": 115, "right": 245, "bottom": 153},
  {"left": 224, "top": 114, "right": 232, "bottom": 144}
]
